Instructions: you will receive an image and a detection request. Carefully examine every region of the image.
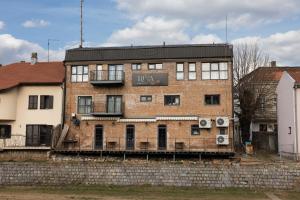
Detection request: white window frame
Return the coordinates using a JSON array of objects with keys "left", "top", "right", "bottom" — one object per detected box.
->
[
  {"left": 71, "top": 65, "right": 89, "bottom": 82},
  {"left": 176, "top": 63, "right": 184, "bottom": 80},
  {"left": 201, "top": 62, "right": 228, "bottom": 80}
]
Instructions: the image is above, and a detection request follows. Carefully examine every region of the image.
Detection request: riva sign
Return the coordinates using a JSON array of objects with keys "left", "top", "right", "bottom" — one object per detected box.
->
[{"left": 132, "top": 73, "right": 168, "bottom": 86}]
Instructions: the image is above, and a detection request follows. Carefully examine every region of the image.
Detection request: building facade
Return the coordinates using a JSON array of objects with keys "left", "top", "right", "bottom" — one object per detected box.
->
[
  {"left": 277, "top": 70, "right": 300, "bottom": 160},
  {"left": 0, "top": 57, "right": 64, "bottom": 149},
  {"left": 62, "top": 44, "right": 234, "bottom": 154}
]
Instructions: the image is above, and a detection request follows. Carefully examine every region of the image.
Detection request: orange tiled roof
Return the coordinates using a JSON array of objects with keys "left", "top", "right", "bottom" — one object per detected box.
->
[{"left": 0, "top": 61, "right": 64, "bottom": 91}]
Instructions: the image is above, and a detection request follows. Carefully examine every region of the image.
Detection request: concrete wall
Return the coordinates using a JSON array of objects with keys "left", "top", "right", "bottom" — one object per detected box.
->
[
  {"left": 0, "top": 88, "right": 18, "bottom": 120},
  {"left": 0, "top": 85, "right": 63, "bottom": 148},
  {"left": 276, "top": 72, "right": 297, "bottom": 154},
  {"left": 0, "top": 162, "right": 299, "bottom": 189}
]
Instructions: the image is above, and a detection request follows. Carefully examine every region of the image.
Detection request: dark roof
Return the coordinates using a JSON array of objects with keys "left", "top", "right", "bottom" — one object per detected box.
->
[
  {"left": 0, "top": 62, "right": 65, "bottom": 91},
  {"left": 65, "top": 44, "right": 233, "bottom": 62}
]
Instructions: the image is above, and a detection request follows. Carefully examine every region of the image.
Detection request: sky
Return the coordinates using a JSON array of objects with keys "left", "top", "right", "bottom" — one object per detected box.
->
[{"left": 0, "top": 0, "right": 300, "bottom": 65}]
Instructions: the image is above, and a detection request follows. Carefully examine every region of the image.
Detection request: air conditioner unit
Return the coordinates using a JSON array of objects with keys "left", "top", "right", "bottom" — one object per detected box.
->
[
  {"left": 216, "top": 117, "right": 229, "bottom": 127},
  {"left": 216, "top": 135, "right": 229, "bottom": 145},
  {"left": 199, "top": 118, "right": 212, "bottom": 128}
]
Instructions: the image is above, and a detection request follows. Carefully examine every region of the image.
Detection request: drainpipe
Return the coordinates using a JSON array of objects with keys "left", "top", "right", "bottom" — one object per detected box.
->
[{"left": 294, "top": 85, "right": 299, "bottom": 160}]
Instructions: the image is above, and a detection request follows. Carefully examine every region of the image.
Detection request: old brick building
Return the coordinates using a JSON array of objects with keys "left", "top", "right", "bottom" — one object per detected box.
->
[{"left": 62, "top": 44, "right": 234, "bottom": 155}]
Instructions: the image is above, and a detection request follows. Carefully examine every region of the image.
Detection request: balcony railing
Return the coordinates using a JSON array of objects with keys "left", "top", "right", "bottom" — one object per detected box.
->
[
  {"left": 90, "top": 101, "right": 124, "bottom": 117},
  {"left": 57, "top": 137, "right": 234, "bottom": 153},
  {"left": 90, "top": 70, "right": 125, "bottom": 86}
]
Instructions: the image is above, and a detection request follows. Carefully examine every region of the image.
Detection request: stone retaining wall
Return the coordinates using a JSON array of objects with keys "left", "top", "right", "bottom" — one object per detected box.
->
[{"left": 0, "top": 162, "right": 299, "bottom": 189}]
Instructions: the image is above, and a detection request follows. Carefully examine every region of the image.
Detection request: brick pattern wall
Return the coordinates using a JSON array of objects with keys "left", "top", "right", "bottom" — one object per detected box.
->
[
  {"left": 0, "top": 162, "right": 299, "bottom": 189},
  {"left": 64, "top": 60, "right": 234, "bottom": 151}
]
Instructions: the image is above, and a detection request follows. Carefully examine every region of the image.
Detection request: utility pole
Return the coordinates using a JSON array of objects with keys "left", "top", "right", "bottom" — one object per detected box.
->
[
  {"left": 80, "top": 0, "right": 84, "bottom": 48},
  {"left": 47, "top": 39, "right": 59, "bottom": 62}
]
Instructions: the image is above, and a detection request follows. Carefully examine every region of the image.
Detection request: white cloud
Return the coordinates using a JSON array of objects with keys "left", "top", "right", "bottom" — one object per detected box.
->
[
  {"left": 116, "top": 0, "right": 300, "bottom": 30},
  {"left": 0, "top": 34, "right": 64, "bottom": 64},
  {"left": 232, "top": 30, "right": 300, "bottom": 66},
  {"left": 104, "top": 17, "right": 222, "bottom": 46},
  {"left": 0, "top": 21, "right": 5, "bottom": 30},
  {"left": 22, "top": 19, "right": 49, "bottom": 28}
]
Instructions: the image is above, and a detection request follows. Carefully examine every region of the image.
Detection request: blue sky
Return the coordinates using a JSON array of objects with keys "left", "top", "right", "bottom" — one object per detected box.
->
[{"left": 0, "top": 0, "right": 300, "bottom": 65}]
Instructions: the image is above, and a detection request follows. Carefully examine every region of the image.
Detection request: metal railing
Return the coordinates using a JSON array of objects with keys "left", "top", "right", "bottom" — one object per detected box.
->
[
  {"left": 90, "top": 70, "right": 124, "bottom": 82},
  {"left": 91, "top": 101, "right": 124, "bottom": 115},
  {"left": 60, "top": 137, "right": 234, "bottom": 153}
]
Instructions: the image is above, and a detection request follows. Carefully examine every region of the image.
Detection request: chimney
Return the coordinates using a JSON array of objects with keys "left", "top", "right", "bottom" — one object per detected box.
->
[
  {"left": 31, "top": 52, "right": 38, "bottom": 65},
  {"left": 271, "top": 61, "right": 276, "bottom": 67}
]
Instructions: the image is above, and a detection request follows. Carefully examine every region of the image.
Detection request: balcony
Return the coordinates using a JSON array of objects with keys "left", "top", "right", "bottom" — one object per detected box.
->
[
  {"left": 89, "top": 70, "right": 124, "bottom": 86},
  {"left": 90, "top": 99, "right": 124, "bottom": 117}
]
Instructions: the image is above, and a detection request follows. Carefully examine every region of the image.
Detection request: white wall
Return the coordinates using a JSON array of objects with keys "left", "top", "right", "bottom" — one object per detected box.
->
[
  {"left": 0, "top": 88, "right": 18, "bottom": 120},
  {"left": 0, "top": 85, "right": 63, "bottom": 148},
  {"left": 276, "top": 72, "right": 297, "bottom": 154}
]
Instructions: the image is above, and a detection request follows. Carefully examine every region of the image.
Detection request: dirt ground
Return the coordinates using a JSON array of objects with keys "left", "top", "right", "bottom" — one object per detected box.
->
[{"left": 0, "top": 186, "right": 299, "bottom": 200}]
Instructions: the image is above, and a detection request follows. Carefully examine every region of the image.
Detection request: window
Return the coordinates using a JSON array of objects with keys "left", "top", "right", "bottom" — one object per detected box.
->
[
  {"left": 140, "top": 95, "right": 152, "bottom": 102},
  {"left": 219, "top": 128, "right": 226, "bottom": 135},
  {"left": 108, "top": 64, "right": 124, "bottom": 80},
  {"left": 132, "top": 63, "right": 141, "bottom": 70},
  {"left": 126, "top": 125, "right": 135, "bottom": 150},
  {"left": 0, "top": 125, "right": 11, "bottom": 139},
  {"left": 201, "top": 62, "right": 228, "bottom": 80},
  {"left": 148, "top": 63, "right": 163, "bottom": 70},
  {"left": 28, "top": 95, "right": 38, "bottom": 109},
  {"left": 259, "top": 96, "right": 266, "bottom": 111},
  {"left": 259, "top": 124, "right": 267, "bottom": 132},
  {"left": 26, "top": 125, "right": 52, "bottom": 146},
  {"left": 78, "top": 96, "right": 92, "bottom": 114},
  {"left": 164, "top": 95, "right": 180, "bottom": 106},
  {"left": 205, "top": 95, "right": 220, "bottom": 105},
  {"left": 188, "top": 63, "right": 196, "bottom": 80},
  {"left": 176, "top": 63, "right": 184, "bottom": 80},
  {"left": 191, "top": 125, "right": 200, "bottom": 135},
  {"left": 71, "top": 65, "right": 89, "bottom": 82},
  {"left": 107, "top": 96, "right": 122, "bottom": 113},
  {"left": 40, "top": 95, "right": 53, "bottom": 109}
]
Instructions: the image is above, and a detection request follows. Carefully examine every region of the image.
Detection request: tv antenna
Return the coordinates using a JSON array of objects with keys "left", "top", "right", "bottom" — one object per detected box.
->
[
  {"left": 79, "top": 0, "right": 84, "bottom": 48},
  {"left": 47, "top": 39, "right": 59, "bottom": 62}
]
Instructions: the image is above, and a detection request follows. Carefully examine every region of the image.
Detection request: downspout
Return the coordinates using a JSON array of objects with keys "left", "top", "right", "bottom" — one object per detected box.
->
[{"left": 294, "top": 85, "right": 299, "bottom": 160}]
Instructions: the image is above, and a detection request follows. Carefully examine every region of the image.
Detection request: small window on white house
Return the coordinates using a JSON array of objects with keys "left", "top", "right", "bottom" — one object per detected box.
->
[
  {"left": 176, "top": 63, "right": 184, "bottom": 80},
  {"left": 188, "top": 63, "right": 196, "bottom": 80}
]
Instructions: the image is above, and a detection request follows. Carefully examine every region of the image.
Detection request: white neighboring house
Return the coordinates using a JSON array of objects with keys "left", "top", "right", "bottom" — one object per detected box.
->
[
  {"left": 0, "top": 54, "right": 64, "bottom": 150},
  {"left": 276, "top": 70, "right": 300, "bottom": 160}
]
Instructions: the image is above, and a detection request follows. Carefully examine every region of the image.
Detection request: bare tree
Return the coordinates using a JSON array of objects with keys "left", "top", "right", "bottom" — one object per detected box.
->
[{"left": 234, "top": 43, "right": 272, "bottom": 144}]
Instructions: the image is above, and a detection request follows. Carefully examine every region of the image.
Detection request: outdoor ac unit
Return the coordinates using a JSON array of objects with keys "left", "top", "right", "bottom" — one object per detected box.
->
[
  {"left": 216, "top": 117, "right": 229, "bottom": 127},
  {"left": 216, "top": 135, "right": 229, "bottom": 145},
  {"left": 199, "top": 118, "right": 212, "bottom": 128}
]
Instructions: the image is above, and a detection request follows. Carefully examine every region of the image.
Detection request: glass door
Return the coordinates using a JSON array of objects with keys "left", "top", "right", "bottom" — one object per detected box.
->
[
  {"left": 96, "top": 65, "right": 103, "bottom": 80},
  {"left": 126, "top": 125, "right": 135, "bottom": 150},
  {"left": 95, "top": 125, "right": 103, "bottom": 149},
  {"left": 158, "top": 125, "right": 167, "bottom": 150},
  {"left": 108, "top": 65, "right": 123, "bottom": 80},
  {"left": 107, "top": 96, "right": 122, "bottom": 113}
]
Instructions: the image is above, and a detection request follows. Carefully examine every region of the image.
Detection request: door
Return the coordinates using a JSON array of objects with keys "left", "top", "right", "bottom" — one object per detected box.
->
[
  {"left": 95, "top": 125, "right": 103, "bottom": 149},
  {"left": 158, "top": 125, "right": 167, "bottom": 150},
  {"left": 126, "top": 125, "right": 135, "bottom": 150},
  {"left": 107, "top": 96, "right": 122, "bottom": 113},
  {"left": 96, "top": 65, "right": 103, "bottom": 80},
  {"left": 108, "top": 65, "right": 123, "bottom": 80}
]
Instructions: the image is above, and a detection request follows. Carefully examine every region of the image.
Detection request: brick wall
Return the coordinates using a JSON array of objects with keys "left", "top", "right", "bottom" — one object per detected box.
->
[
  {"left": 0, "top": 162, "right": 299, "bottom": 189},
  {"left": 64, "top": 60, "right": 234, "bottom": 151}
]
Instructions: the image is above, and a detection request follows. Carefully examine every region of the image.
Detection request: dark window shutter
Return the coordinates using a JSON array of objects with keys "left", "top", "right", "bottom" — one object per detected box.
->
[
  {"left": 49, "top": 96, "right": 54, "bottom": 109},
  {"left": 40, "top": 96, "right": 45, "bottom": 109}
]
